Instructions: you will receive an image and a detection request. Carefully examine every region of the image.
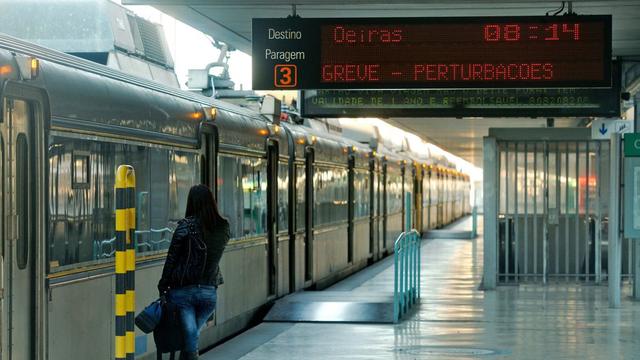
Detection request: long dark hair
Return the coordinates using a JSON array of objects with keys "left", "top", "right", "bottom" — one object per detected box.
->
[{"left": 184, "top": 184, "right": 225, "bottom": 232}]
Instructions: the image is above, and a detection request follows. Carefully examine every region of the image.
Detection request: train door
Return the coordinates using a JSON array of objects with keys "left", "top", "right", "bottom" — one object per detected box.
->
[
  {"left": 437, "top": 172, "right": 443, "bottom": 227},
  {"left": 2, "top": 89, "right": 44, "bottom": 359},
  {"left": 202, "top": 124, "right": 218, "bottom": 193},
  {"left": 381, "top": 161, "right": 388, "bottom": 254},
  {"left": 266, "top": 142, "right": 278, "bottom": 297},
  {"left": 401, "top": 165, "right": 406, "bottom": 231},
  {"left": 304, "top": 148, "right": 314, "bottom": 283},
  {"left": 368, "top": 157, "right": 376, "bottom": 262},
  {"left": 415, "top": 167, "right": 423, "bottom": 234},
  {"left": 427, "top": 170, "right": 432, "bottom": 229},
  {"left": 347, "top": 154, "right": 355, "bottom": 264}
]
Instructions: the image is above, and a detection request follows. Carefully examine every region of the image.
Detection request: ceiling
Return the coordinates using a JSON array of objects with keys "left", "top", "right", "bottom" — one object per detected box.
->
[
  {"left": 386, "top": 117, "right": 586, "bottom": 165},
  {"left": 122, "top": 0, "right": 640, "bottom": 167}
]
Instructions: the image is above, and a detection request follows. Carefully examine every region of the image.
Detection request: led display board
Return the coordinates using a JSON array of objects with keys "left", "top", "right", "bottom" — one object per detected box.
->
[
  {"left": 252, "top": 16, "right": 612, "bottom": 90},
  {"left": 301, "top": 87, "right": 620, "bottom": 118}
]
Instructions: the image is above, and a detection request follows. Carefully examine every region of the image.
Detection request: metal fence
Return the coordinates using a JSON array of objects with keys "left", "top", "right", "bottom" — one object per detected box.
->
[
  {"left": 393, "top": 229, "right": 421, "bottom": 322},
  {"left": 484, "top": 128, "right": 633, "bottom": 287}
]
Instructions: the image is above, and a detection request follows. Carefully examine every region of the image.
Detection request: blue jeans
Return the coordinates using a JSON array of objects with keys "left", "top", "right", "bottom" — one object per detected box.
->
[{"left": 167, "top": 285, "right": 217, "bottom": 352}]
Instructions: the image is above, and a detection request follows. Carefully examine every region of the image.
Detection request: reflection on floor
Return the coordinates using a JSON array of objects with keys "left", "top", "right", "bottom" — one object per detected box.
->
[{"left": 203, "top": 216, "right": 640, "bottom": 359}]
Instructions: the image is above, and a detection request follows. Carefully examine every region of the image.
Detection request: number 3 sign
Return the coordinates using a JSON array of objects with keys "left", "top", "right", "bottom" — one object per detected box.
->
[{"left": 274, "top": 64, "right": 297, "bottom": 88}]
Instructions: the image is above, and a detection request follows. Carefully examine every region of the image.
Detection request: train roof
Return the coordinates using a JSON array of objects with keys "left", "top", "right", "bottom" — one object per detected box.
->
[{"left": 0, "top": 33, "right": 271, "bottom": 147}]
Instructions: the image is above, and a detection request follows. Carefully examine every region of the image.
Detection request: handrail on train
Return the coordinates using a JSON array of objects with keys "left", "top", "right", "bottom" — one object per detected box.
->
[{"left": 393, "top": 229, "right": 421, "bottom": 323}]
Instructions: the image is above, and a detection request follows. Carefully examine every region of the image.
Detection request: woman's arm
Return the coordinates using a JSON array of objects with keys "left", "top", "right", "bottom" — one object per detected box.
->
[{"left": 157, "top": 220, "right": 189, "bottom": 294}]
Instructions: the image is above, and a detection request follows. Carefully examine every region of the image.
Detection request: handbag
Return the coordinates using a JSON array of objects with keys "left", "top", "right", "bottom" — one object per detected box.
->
[
  {"left": 153, "top": 297, "right": 184, "bottom": 354},
  {"left": 135, "top": 298, "right": 164, "bottom": 334}
]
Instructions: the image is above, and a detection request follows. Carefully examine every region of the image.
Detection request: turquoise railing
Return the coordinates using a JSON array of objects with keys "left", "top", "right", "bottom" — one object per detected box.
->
[{"left": 393, "top": 229, "right": 421, "bottom": 323}]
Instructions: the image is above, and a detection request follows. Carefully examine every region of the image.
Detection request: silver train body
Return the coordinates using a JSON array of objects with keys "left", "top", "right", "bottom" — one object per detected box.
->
[{"left": 0, "top": 34, "right": 470, "bottom": 359}]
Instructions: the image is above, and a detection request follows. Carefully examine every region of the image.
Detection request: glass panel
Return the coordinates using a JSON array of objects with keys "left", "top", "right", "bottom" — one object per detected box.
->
[
  {"left": 241, "top": 157, "right": 267, "bottom": 236},
  {"left": 354, "top": 169, "right": 370, "bottom": 218},
  {"left": 217, "top": 154, "right": 267, "bottom": 238},
  {"left": 296, "top": 165, "right": 305, "bottom": 230},
  {"left": 314, "top": 166, "right": 348, "bottom": 226},
  {"left": 278, "top": 162, "right": 289, "bottom": 232},
  {"left": 48, "top": 136, "right": 201, "bottom": 271},
  {"left": 386, "top": 171, "right": 402, "bottom": 214},
  {"left": 16, "top": 133, "right": 28, "bottom": 270}
]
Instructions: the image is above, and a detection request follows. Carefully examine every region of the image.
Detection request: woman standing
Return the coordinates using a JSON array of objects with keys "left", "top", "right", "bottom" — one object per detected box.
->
[{"left": 157, "top": 184, "right": 230, "bottom": 360}]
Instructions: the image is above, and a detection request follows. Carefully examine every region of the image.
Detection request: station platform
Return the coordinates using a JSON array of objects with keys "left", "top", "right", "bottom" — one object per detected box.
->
[{"left": 202, "top": 216, "right": 640, "bottom": 359}]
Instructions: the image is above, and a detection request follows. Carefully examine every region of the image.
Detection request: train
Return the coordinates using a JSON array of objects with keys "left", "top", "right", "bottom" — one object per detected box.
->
[{"left": 0, "top": 33, "right": 470, "bottom": 359}]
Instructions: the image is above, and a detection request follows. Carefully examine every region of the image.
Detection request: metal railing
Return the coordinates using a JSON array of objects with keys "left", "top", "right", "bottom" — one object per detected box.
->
[{"left": 393, "top": 229, "right": 421, "bottom": 323}]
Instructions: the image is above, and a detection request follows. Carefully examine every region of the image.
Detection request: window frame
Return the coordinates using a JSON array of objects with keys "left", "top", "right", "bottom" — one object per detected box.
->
[{"left": 71, "top": 150, "right": 91, "bottom": 189}]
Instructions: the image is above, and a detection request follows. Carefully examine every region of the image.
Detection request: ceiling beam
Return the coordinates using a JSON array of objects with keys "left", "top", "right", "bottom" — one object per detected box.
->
[{"left": 124, "top": 0, "right": 570, "bottom": 5}]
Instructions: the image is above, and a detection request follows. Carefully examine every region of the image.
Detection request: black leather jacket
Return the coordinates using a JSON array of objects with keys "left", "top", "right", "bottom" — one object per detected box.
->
[{"left": 158, "top": 217, "right": 230, "bottom": 294}]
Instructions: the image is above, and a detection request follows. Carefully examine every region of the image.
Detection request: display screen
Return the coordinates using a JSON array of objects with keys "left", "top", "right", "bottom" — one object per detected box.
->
[
  {"left": 252, "top": 16, "right": 612, "bottom": 90},
  {"left": 301, "top": 87, "right": 621, "bottom": 118}
]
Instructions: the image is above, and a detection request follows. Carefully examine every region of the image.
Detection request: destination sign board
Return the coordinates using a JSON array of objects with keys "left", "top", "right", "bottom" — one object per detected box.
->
[
  {"left": 301, "top": 88, "right": 620, "bottom": 118},
  {"left": 252, "top": 16, "right": 612, "bottom": 90}
]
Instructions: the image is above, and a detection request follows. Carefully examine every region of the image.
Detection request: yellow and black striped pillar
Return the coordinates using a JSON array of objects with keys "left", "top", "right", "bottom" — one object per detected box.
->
[{"left": 115, "top": 165, "right": 136, "bottom": 360}]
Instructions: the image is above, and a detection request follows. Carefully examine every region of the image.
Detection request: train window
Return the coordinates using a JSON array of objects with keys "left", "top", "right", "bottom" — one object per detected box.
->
[
  {"left": 71, "top": 151, "right": 90, "bottom": 189},
  {"left": 277, "top": 162, "right": 289, "bottom": 232},
  {"left": 169, "top": 151, "right": 200, "bottom": 221},
  {"left": 295, "top": 165, "right": 305, "bottom": 231},
  {"left": 217, "top": 154, "right": 267, "bottom": 239},
  {"left": 47, "top": 136, "right": 201, "bottom": 271},
  {"left": 16, "top": 133, "right": 29, "bottom": 270},
  {"left": 354, "top": 170, "right": 370, "bottom": 218},
  {"left": 423, "top": 174, "right": 429, "bottom": 207},
  {"left": 431, "top": 173, "right": 439, "bottom": 205},
  {"left": 314, "top": 166, "right": 348, "bottom": 226},
  {"left": 386, "top": 172, "right": 402, "bottom": 214}
]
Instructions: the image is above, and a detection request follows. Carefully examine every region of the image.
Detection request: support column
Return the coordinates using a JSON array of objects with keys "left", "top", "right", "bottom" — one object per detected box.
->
[
  {"left": 483, "top": 137, "right": 498, "bottom": 290},
  {"left": 609, "top": 133, "right": 621, "bottom": 308}
]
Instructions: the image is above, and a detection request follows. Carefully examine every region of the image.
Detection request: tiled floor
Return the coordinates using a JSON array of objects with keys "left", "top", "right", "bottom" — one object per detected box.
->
[{"left": 203, "top": 217, "right": 640, "bottom": 359}]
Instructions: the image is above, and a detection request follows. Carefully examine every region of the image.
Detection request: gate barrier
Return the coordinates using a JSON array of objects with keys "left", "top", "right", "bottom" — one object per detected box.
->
[{"left": 393, "top": 229, "right": 421, "bottom": 323}]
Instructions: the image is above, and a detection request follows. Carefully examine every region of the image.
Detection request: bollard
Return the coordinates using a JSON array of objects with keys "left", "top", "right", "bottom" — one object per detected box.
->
[{"left": 115, "top": 165, "right": 136, "bottom": 360}]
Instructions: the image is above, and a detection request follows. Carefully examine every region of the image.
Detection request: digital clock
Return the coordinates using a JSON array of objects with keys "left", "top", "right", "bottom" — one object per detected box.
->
[{"left": 252, "top": 15, "right": 612, "bottom": 90}]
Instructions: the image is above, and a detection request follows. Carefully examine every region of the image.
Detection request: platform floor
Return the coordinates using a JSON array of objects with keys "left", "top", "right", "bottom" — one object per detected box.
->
[{"left": 203, "top": 216, "right": 640, "bottom": 359}]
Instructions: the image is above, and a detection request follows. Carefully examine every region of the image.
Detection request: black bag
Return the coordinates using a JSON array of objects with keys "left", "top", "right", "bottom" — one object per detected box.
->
[{"left": 153, "top": 298, "right": 184, "bottom": 355}]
